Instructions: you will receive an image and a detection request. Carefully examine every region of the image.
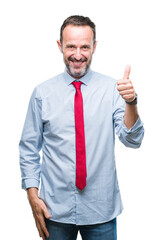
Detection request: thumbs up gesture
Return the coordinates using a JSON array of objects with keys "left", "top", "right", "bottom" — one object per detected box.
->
[{"left": 117, "top": 65, "right": 136, "bottom": 103}]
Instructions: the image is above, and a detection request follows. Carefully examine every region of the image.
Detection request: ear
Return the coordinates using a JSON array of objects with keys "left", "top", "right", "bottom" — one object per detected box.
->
[
  {"left": 57, "top": 40, "right": 63, "bottom": 53},
  {"left": 93, "top": 41, "right": 98, "bottom": 54}
]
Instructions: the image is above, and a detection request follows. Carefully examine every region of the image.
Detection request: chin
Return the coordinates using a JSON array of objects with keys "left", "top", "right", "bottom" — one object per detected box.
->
[{"left": 75, "top": 66, "right": 88, "bottom": 76}]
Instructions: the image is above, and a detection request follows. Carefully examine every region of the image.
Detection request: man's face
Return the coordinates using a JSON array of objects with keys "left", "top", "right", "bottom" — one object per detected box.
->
[{"left": 57, "top": 25, "right": 97, "bottom": 79}]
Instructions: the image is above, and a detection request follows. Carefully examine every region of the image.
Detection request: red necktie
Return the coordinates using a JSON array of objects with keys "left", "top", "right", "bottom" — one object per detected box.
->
[{"left": 72, "top": 81, "right": 87, "bottom": 190}]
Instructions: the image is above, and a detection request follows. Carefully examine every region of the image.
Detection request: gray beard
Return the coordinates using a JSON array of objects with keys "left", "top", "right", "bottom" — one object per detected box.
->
[
  {"left": 66, "top": 63, "right": 89, "bottom": 79},
  {"left": 63, "top": 56, "right": 92, "bottom": 79}
]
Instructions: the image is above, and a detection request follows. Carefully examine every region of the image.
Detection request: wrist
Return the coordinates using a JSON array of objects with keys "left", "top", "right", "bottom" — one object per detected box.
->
[
  {"left": 27, "top": 187, "right": 39, "bottom": 202},
  {"left": 125, "top": 93, "right": 137, "bottom": 105}
]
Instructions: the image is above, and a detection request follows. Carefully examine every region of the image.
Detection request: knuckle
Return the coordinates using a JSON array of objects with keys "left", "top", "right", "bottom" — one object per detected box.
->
[
  {"left": 126, "top": 83, "right": 131, "bottom": 88},
  {"left": 129, "top": 89, "right": 134, "bottom": 94},
  {"left": 127, "top": 85, "right": 132, "bottom": 90},
  {"left": 35, "top": 209, "right": 41, "bottom": 217}
]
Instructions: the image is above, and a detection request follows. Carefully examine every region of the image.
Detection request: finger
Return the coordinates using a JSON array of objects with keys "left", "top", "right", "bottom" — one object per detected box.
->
[
  {"left": 123, "top": 65, "right": 131, "bottom": 79},
  {"left": 123, "top": 94, "right": 135, "bottom": 102},
  {"left": 118, "top": 89, "right": 134, "bottom": 96},
  {"left": 39, "top": 213, "right": 50, "bottom": 238},
  {"left": 117, "top": 83, "right": 132, "bottom": 91},
  {"left": 36, "top": 222, "right": 45, "bottom": 240},
  {"left": 117, "top": 79, "right": 130, "bottom": 85},
  {"left": 40, "top": 199, "right": 51, "bottom": 219}
]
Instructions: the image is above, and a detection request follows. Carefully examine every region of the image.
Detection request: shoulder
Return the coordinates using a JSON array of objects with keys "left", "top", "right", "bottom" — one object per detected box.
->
[
  {"left": 91, "top": 70, "right": 117, "bottom": 87},
  {"left": 34, "top": 73, "right": 64, "bottom": 99}
]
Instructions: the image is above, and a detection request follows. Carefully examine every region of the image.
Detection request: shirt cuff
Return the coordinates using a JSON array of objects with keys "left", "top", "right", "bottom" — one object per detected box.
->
[
  {"left": 22, "top": 178, "right": 40, "bottom": 190},
  {"left": 122, "top": 116, "right": 143, "bottom": 133}
]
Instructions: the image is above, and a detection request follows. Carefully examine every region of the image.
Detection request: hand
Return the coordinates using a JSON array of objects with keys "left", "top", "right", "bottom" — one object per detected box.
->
[
  {"left": 27, "top": 188, "right": 51, "bottom": 240},
  {"left": 117, "top": 65, "right": 136, "bottom": 103}
]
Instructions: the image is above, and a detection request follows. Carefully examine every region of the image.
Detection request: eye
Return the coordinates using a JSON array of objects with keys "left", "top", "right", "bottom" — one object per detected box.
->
[
  {"left": 67, "top": 45, "right": 75, "bottom": 49},
  {"left": 82, "top": 45, "right": 89, "bottom": 50}
]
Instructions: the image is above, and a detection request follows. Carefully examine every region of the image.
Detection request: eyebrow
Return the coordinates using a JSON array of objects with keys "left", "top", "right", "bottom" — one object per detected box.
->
[
  {"left": 65, "top": 44, "right": 91, "bottom": 48},
  {"left": 66, "top": 44, "right": 75, "bottom": 47}
]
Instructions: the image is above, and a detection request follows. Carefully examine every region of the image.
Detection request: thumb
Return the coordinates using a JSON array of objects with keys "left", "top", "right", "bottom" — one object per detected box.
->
[
  {"left": 123, "top": 65, "right": 131, "bottom": 79},
  {"left": 43, "top": 207, "right": 51, "bottom": 219},
  {"left": 41, "top": 201, "right": 51, "bottom": 219}
]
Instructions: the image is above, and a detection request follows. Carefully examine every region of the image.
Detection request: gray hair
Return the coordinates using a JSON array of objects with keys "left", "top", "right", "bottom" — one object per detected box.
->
[{"left": 60, "top": 15, "right": 96, "bottom": 44}]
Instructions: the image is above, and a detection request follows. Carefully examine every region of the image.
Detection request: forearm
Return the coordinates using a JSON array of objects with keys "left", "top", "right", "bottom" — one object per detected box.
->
[
  {"left": 27, "top": 187, "right": 39, "bottom": 204},
  {"left": 123, "top": 103, "right": 139, "bottom": 130}
]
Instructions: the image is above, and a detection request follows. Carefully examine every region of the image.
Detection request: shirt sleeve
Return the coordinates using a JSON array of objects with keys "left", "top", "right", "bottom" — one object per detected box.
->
[
  {"left": 112, "top": 83, "right": 144, "bottom": 148},
  {"left": 19, "top": 86, "right": 43, "bottom": 190}
]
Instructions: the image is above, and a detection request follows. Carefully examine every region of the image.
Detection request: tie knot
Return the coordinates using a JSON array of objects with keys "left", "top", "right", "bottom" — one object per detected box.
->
[{"left": 72, "top": 81, "right": 82, "bottom": 90}]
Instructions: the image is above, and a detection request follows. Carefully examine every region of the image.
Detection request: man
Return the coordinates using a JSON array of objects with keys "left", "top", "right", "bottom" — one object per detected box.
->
[{"left": 19, "top": 15, "right": 144, "bottom": 240}]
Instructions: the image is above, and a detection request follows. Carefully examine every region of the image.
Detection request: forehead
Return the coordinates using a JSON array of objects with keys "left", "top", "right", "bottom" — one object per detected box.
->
[{"left": 62, "top": 25, "right": 94, "bottom": 44}]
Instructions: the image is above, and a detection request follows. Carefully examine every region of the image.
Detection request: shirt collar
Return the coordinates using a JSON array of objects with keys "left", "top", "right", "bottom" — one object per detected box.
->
[{"left": 63, "top": 68, "right": 93, "bottom": 86}]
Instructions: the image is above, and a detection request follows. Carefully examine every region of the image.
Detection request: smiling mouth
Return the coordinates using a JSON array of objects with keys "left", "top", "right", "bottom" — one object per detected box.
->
[
  {"left": 71, "top": 61, "right": 84, "bottom": 67},
  {"left": 68, "top": 57, "right": 87, "bottom": 68}
]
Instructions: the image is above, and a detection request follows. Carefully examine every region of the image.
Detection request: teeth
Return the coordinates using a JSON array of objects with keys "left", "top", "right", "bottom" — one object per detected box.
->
[{"left": 73, "top": 61, "right": 82, "bottom": 65}]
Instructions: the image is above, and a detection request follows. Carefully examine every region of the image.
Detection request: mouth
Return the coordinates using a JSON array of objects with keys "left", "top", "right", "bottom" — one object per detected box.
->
[
  {"left": 68, "top": 57, "right": 87, "bottom": 68},
  {"left": 71, "top": 61, "right": 84, "bottom": 68}
]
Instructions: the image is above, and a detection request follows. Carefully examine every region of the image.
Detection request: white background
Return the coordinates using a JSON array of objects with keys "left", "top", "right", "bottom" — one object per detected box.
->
[{"left": 0, "top": 0, "right": 163, "bottom": 239}]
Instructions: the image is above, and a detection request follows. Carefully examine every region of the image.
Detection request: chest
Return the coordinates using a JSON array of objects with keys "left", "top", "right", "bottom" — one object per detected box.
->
[{"left": 42, "top": 85, "right": 113, "bottom": 135}]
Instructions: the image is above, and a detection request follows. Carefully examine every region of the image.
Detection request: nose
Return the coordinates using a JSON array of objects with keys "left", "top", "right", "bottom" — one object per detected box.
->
[{"left": 74, "top": 48, "right": 82, "bottom": 60}]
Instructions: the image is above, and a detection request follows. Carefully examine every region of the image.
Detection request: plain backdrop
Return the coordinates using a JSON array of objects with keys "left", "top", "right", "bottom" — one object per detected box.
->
[{"left": 0, "top": 0, "right": 163, "bottom": 239}]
